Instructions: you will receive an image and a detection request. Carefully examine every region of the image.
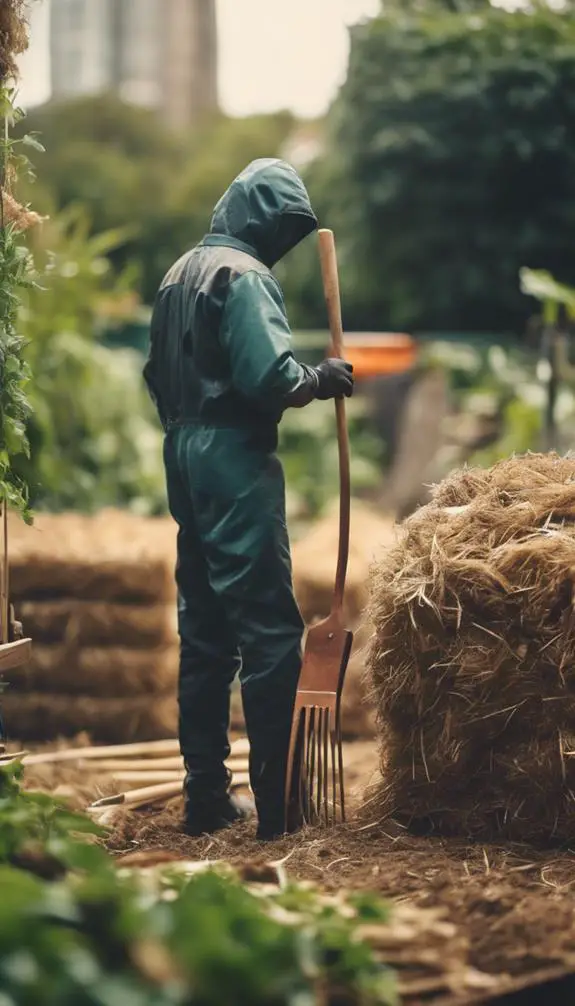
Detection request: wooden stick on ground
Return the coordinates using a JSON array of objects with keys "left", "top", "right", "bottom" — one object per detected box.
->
[
  {"left": 24, "top": 739, "right": 181, "bottom": 766},
  {"left": 0, "top": 750, "right": 28, "bottom": 763},
  {"left": 96, "top": 767, "right": 250, "bottom": 788},
  {"left": 90, "top": 780, "right": 183, "bottom": 809},
  {"left": 83, "top": 757, "right": 186, "bottom": 772},
  {"left": 24, "top": 736, "right": 250, "bottom": 767},
  {"left": 88, "top": 772, "right": 251, "bottom": 811},
  {"left": 79, "top": 756, "right": 249, "bottom": 774},
  {"left": 110, "top": 771, "right": 185, "bottom": 784}
]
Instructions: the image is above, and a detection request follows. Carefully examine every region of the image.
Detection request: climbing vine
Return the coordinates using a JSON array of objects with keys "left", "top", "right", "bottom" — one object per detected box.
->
[{"left": 0, "top": 3, "right": 39, "bottom": 519}]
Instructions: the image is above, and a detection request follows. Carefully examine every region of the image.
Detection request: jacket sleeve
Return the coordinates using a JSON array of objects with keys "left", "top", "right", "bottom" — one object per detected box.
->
[{"left": 220, "top": 271, "right": 318, "bottom": 410}]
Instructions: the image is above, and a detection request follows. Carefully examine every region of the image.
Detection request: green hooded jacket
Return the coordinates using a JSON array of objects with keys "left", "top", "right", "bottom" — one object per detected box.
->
[{"left": 143, "top": 158, "right": 319, "bottom": 442}]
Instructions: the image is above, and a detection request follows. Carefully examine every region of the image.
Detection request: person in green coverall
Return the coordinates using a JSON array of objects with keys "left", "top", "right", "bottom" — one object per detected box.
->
[{"left": 143, "top": 159, "right": 354, "bottom": 840}]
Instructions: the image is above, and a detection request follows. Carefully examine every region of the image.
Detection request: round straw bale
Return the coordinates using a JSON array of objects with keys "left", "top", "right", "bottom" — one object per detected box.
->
[
  {"left": 9, "top": 644, "right": 178, "bottom": 697},
  {"left": 366, "top": 452, "right": 575, "bottom": 844},
  {"left": 2, "top": 691, "right": 177, "bottom": 743},
  {"left": 15, "top": 600, "right": 177, "bottom": 648},
  {"left": 292, "top": 501, "right": 396, "bottom": 623}
]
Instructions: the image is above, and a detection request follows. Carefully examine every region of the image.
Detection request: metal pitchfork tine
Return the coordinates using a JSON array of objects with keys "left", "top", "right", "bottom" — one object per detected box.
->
[{"left": 284, "top": 228, "right": 353, "bottom": 830}]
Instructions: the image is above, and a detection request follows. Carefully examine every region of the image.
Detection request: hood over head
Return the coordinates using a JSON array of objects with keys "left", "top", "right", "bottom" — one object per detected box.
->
[{"left": 209, "top": 158, "right": 318, "bottom": 267}]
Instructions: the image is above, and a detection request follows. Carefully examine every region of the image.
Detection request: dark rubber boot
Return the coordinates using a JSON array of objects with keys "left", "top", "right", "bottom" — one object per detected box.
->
[
  {"left": 183, "top": 792, "right": 254, "bottom": 837},
  {"left": 255, "top": 781, "right": 312, "bottom": 841}
]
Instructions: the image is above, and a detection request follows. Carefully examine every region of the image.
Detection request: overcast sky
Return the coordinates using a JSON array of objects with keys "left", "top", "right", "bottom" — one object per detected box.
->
[{"left": 18, "top": 0, "right": 380, "bottom": 117}]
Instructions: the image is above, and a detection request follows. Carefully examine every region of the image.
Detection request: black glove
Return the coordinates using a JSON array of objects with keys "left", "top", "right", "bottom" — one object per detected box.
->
[{"left": 314, "top": 358, "right": 354, "bottom": 400}]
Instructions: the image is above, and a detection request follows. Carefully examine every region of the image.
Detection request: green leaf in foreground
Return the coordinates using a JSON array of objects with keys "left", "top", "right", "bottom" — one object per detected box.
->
[{"left": 0, "top": 768, "right": 397, "bottom": 1005}]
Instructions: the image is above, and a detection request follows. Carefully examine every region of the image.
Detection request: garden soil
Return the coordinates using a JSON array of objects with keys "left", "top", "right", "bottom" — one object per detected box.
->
[{"left": 19, "top": 738, "right": 575, "bottom": 1003}]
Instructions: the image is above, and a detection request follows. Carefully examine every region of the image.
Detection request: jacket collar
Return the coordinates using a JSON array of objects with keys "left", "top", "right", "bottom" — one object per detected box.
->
[{"left": 202, "top": 233, "right": 264, "bottom": 263}]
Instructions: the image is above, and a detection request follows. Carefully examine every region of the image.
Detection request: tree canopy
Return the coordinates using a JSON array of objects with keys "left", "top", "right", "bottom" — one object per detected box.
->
[
  {"left": 18, "top": 96, "right": 296, "bottom": 303},
  {"left": 282, "top": 2, "right": 575, "bottom": 334}
]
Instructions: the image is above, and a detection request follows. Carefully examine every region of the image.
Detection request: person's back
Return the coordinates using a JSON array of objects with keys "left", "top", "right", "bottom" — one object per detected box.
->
[{"left": 144, "top": 158, "right": 353, "bottom": 840}]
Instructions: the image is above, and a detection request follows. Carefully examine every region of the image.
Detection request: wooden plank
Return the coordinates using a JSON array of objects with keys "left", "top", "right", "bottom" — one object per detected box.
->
[{"left": 0, "top": 638, "right": 32, "bottom": 672}]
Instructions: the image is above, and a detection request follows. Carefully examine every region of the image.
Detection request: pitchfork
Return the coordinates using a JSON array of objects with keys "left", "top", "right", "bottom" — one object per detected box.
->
[{"left": 284, "top": 228, "right": 353, "bottom": 829}]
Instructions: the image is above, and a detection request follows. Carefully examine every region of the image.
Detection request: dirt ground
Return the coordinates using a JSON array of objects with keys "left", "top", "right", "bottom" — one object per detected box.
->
[
  {"left": 19, "top": 738, "right": 575, "bottom": 1003},
  {"left": 99, "top": 742, "right": 575, "bottom": 995}
]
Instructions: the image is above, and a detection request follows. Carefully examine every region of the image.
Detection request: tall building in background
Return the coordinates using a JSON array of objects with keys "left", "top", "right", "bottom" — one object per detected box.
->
[{"left": 50, "top": 0, "right": 218, "bottom": 128}]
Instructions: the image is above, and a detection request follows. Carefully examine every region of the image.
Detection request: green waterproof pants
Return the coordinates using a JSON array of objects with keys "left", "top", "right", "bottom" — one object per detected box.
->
[{"left": 163, "top": 424, "right": 304, "bottom": 832}]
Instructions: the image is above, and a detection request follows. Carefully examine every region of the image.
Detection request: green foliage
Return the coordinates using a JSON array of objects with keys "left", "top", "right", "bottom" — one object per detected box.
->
[
  {"left": 17, "top": 96, "right": 296, "bottom": 303},
  {"left": 425, "top": 337, "right": 545, "bottom": 463},
  {"left": 472, "top": 394, "right": 542, "bottom": 466},
  {"left": 0, "top": 867, "right": 397, "bottom": 1005},
  {"left": 283, "top": 3, "right": 575, "bottom": 334},
  {"left": 279, "top": 397, "right": 385, "bottom": 520},
  {"left": 11, "top": 208, "right": 166, "bottom": 512},
  {"left": 0, "top": 762, "right": 105, "bottom": 875},
  {"left": 0, "top": 768, "right": 397, "bottom": 1006},
  {"left": 520, "top": 266, "right": 575, "bottom": 324},
  {"left": 0, "top": 89, "right": 34, "bottom": 516}
]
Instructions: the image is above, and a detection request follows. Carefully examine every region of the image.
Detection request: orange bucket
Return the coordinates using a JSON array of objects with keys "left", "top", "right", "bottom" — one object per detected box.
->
[{"left": 341, "top": 333, "right": 416, "bottom": 379}]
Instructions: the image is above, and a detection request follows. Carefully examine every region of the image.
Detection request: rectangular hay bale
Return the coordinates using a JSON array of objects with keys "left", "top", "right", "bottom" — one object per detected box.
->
[
  {"left": 8, "top": 509, "right": 177, "bottom": 603},
  {"left": 15, "top": 600, "right": 177, "bottom": 648},
  {"left": 9, "top": 644, "right": 178, "bottom": 697},
  {"left": 2, "top": 691, "right": 178, "bottom": 743}
]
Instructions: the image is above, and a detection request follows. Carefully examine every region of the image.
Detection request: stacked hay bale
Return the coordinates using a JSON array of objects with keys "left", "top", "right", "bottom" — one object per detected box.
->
[
  {"left": 367, "top": 452, "right": 575, "bottom": 844},
  {"left": 292, "top": 501, "right": 396, "bottom": 739},
  {"left": 5, "top": 510, "right": 179, "bottom": 742}
]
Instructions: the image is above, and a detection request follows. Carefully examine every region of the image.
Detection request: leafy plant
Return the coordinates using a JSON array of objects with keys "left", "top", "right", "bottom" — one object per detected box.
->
[
  {"left": 11, "top": 207, "right": 166, "bottom": 513},
  {"left": 0, "top": 766, "right": 398, "bottom": 1006},
  {"left": 0, "top": 761, "right": 105, "bottom": 877},
  {"left": 520, "top": 267, "right": 575, "bottom": 325},
  {"left": 0, "top": 87, "right": 35, "bottom": 517}
]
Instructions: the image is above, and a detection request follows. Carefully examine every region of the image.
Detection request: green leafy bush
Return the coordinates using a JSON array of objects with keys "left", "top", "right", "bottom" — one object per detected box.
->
[
  {"left": 12, "top": 208, "right": 165, "bottom": 513},
  {"left": 282, "top": 2, "right": 575, "bottom": 334}
]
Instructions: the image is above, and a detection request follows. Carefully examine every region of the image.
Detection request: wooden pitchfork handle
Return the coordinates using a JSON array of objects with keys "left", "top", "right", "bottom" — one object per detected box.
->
[{"left": 318, "top": 229, "right": 350, "bottom": 617}]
